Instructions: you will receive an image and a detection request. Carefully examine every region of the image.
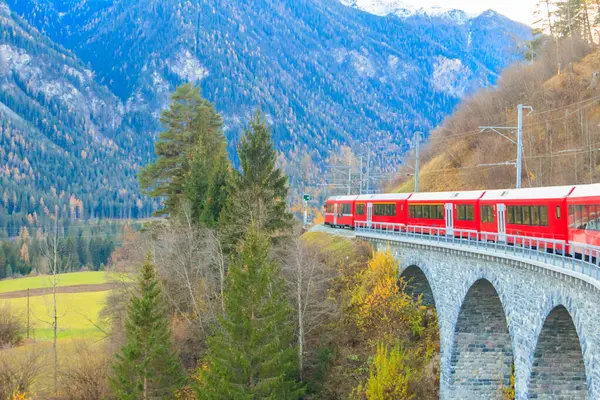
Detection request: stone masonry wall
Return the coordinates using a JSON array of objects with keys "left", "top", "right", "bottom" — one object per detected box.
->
[{"left": 368, "top": 237, "right": 600, "bottom": 400}]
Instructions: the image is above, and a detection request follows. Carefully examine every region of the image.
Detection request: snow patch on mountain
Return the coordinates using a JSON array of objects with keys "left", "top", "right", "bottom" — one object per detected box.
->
[
  {"left": 340, "top": 0, "right": 476, "bottom": 23},
  {"left": 169, "top": 49, "right": 209, "bottom": 82},
  {"left": 431, "top": 56, "right": 470, "bottom": 98},
  {"left": 0, "top": 2, "right": 10, "bottom": 16},
  {"left": 0, "top": 45, "right": 31, "bottom": 72}
]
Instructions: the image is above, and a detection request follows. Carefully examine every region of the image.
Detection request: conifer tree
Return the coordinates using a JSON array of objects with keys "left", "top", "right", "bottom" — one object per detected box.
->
[
  {"left": 219, "top": 112, "right": 292, "bottom": 251},
  {"left": 140, "top": 84, "right": 228, "bottom": 219},
  {"left": 110, "top": 257, "right": 184, "bottom": 399},
  {"left": 197, "top": 228, "right": 304, "bottom": 399}
]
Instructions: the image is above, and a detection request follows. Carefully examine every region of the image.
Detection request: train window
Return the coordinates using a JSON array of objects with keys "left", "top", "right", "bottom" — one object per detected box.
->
[
  {"left": 356, "top": 204, "right": 365, "bottom": 216},
  {"left": 480, "top": 206, "right": 494, "bottom": 223},
  {"left": 457, "top": 205, "right": 465, "bottom": 220},
  {"left": 326, "top": 204, "right": 334, "bottom": 213},
  {"left": 556, "top": 206, "right": 562, "bottom": 220},
  {"left": 437, "top": 205, "right": 444, "bottom": 219},
  {"left": 531, "top": 207, "right": 540, "bottom": 226},
  {"left": 342, "top": 204, "right": 351, "bottom": 215},
  {"left": 522, "top": 206, "right": 531, "bottom": 225},
  {"left": 423, "top": 205, "right": 430, "bottom": 219},
  {"left": 514, "top": 207, "right": 523, "bottom": 224},
  {"left": 466, "top": 205, "right": 474, "bottom": 221},
  {"left": 457, "top": 205, "right": 474, "bottom": 221},
  {"left": 374, "top": 204, "right": 396, "bottom": 217},
  {"left": 507, "top": 207, "right": 514, "bottom": 224},
  {"left": 540, "top": 207, "right": 548, "bottom": 226},
  {"left": 416, "top": 205, "right": 422, "bottom": 218}
]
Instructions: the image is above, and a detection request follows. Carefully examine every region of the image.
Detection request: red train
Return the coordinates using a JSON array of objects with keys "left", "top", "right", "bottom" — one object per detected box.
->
[{"left": 324, "top": 184, "right": 600, "bottom": 255}]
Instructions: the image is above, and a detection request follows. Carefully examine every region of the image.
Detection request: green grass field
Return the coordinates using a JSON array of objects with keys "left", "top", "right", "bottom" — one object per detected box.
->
[
  {"left": 0, "top": 271, "right": 130, "bottom": 294},
  {"left": 1, "top": 290, "right": 111, "bottom": 340}
]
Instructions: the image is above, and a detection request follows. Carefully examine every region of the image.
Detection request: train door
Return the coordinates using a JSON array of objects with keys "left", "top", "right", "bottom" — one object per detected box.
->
[
  {"left": 333, "top": 204, "right": 338, "bottom": 226},
  {"left": 497, "top": 204, "right": 506, "bottom": 242},
  {"left": 445, "top": 203, "right": 454, "bottom": 236},
  {"left": 367, "top": 203, "right": 373, "bottom": 227}
]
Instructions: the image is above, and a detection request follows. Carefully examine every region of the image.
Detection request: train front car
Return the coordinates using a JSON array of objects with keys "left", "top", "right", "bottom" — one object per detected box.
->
[
  {"left": 566, "top": 184, "right": 600, "bottom": 258},
  {"left": 324, "top": 195, "right": 358, "bottom": 229},
  {"left": 479, "top": 186, "right": 575, "bottom": 253},
  {"left": 353, "top": 193, "right": 411, "bottom": 230},
  {"left": 406, "top": 190, "right": 485, "bottom": 237}
]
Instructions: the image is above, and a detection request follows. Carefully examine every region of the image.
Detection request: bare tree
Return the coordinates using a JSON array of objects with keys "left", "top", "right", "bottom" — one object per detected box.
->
[
  {"left": 39, "top": 207, "right": 72, "bottom": 396},
  {"left": 0, "top": 345, "right": 45, "bottom": 398},
  {"left": 278, "top": 236, "right": 338, "bottom": 377}
]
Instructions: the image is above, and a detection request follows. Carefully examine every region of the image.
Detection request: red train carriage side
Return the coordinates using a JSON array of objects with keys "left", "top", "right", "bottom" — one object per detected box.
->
[
  {"left": 353, "top": 193, "right": 411, "bottom": 229},
  {"left": 324, "top": 195, "right": 358, "bottom": 229},
  {"left": 407, "top": 190, "right": 485, "bottom": 236},
  {"left": 479, "top": 186, "right": 575, "bottom": 251},
  {"left": 566, "top": 184, "right": 600, "bottom": 253}
]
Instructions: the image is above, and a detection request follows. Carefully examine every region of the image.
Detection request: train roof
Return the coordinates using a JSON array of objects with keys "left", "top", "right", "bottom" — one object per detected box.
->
[
  {"left": 327, "top": 195, "right": 359, "bottom": 202},
  {"left": 568, "top": 184, "right": 600, "bottom": 199},
  {"left": 408, "top": 190, "right": 486, "bottom": 201},
  {"left": 356, "top": 193, "right": 412, "bottom": 201},
  {"left": 481, "top": 185, "right": 575, "bottom": 200}
]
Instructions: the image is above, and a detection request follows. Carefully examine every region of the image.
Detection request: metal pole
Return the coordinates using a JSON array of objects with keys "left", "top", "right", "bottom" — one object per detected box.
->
[
  {"left": 360, "top": 156, "right": 364, "bottom": 194},
  {"left": 414, "top": 132, "right": 420, "bottom": 193},
  {"left": 27, "top": 288, "right": 30, "bottom": 339},
  {"left": 366, "top": 149, "right": 371, "bottom": 194},
  {"left": 348, "top": 156, "right": 352, "bottom": 195},
  {"left": 517, "top": 104, "right": 523, "bottom": 189}
]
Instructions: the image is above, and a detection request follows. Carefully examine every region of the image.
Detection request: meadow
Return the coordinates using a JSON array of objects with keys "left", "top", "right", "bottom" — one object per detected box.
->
[
  {"left": 0, "top": 271, "right": 112, "bottom": 293},
  {"left": 2, "top": 290, "right": 111, "bottom": 340}
]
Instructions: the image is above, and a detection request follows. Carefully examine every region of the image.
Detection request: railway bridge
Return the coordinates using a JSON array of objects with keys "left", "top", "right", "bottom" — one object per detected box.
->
[{"left": 321, "top": 224, "right": 600, "bottom": 399}]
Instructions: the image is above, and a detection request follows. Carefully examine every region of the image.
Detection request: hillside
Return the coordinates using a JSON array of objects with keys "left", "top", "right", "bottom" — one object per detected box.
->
[
  {"left": 390, "top": 46, "right": 600, "bottom": 192},
  {"left": 0, "top": 0, "right": 530, "bottom": 235},
  {"left": 0, "top": 2, "right": 155, "bottom": 237}
]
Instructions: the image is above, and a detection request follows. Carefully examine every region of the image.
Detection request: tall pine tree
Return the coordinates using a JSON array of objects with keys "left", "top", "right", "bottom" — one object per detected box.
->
[
  {"left": 140, "top": 84, "right": 229, "bottom": 219},
  {"left": 110, "top": 257, "right": 185, "bottom": 399},
  {"left": 197, "top": 228, "right": 304, "bottom": 399},
  {"left": 219, "top": 112, "right": 292, "bottom": 252}
]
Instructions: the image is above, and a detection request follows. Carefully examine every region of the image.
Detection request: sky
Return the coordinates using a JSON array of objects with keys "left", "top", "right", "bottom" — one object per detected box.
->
[{"left": 415, "top": 0, "right": 537, "bottom": 25}]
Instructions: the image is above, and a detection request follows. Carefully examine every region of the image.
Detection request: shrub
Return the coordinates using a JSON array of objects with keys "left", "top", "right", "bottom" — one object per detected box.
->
[
  {"left": 0, "top": 303, "right": 25, "bottom": 347},
  {"left": 59, "top": 341, "right": 111, "bottom": 400},
  {"left": 0, "top": 346, "right": 44, "bottom": 399}
]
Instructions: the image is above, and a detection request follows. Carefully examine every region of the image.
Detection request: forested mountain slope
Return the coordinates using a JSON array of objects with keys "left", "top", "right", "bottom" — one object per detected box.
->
[
  {"left": 0, "top": 0, "right": 530, "bottom": 236},
  {"left": 0, "top": 2, "right": 153, "bottom": 238}
]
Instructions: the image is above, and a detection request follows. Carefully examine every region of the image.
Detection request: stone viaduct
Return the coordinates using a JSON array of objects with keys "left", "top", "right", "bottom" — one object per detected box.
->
[{"left": 353, "top": 229, "right": 600, "bottom": 400}]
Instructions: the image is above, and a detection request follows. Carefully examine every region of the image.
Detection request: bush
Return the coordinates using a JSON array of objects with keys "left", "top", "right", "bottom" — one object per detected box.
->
[
  {"left": 0, "top": 303, "right": 25, "bottom": 347},
  {"left": 59, "top": 341, "right": 111, "bottom": 400},
  {"left": 0, "top": 346, "right": 44, "bottom": 399}
]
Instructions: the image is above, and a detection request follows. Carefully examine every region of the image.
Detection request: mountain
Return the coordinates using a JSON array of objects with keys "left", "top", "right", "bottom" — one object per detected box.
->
[
  {"left": 0, "top": 2, "right": 155, "bottom": 238},
  {"left": 388, "top": 48, "right": 600, "bottom": 193},
  {"left": 0, "top": 0, "right": 530, "bottom": 235}
]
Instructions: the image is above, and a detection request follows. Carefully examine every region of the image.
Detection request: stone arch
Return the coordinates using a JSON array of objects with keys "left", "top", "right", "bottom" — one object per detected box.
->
[
  {"left": 449, "top": 279, "right": 513, "bottom": 399},
  {"left": 400, "top": 264, "right": 436, "bottom": 306},
  {"left": 528, "top": 305, "right": 588, "bottom": 399}
]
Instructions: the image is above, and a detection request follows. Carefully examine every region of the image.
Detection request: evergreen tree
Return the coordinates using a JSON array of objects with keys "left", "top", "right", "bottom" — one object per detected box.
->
[
  {"left": 140, "top": 83, "right": 229, "bottom": 219},
  {"left": 197, "top": 228, "right": 303, "bottom": 399},
  {"left": 184, "top": 101, "right": 230, "bottom": 226},
  {"left": 219, "top": 112, "right": 292, "bottom": 252},
  {"left": 110, "top": 257, "right": 185, "bottom": 399}
]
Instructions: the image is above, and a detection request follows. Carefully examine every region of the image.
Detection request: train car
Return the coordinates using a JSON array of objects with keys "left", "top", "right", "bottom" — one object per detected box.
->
[
  {"left": 479, "top": 186, "right": 575, "bottom": 250},
  {"left": 566, "top": 184, "right": 600, "bottom": 253},
  {"left": 324, "top": 195, "right": 358, "bottom": 228},
  {"left": 406, "top": 190, "right": 486, "bottom": 236},
  {"left": 353, "top": 193, "right": 412, "bottom": 229}
]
